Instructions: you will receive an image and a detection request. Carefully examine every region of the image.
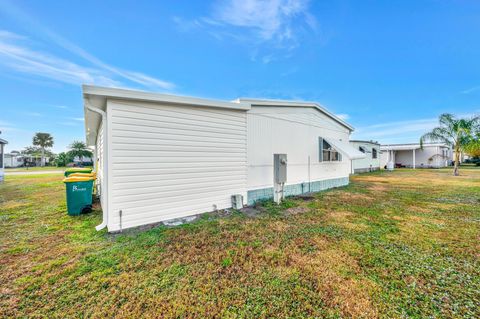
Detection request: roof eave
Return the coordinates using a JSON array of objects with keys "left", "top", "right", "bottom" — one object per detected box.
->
[
  {"left": 238, "top": 98, "right": 355, "bottom": 132},
  {"left": 83, "top": 85, "right": 251, "bottom": 111}
]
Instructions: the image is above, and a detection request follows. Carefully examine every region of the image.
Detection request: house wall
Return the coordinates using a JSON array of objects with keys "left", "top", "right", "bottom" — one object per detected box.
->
[
  {"left": 4, "top": 155, "right": 12, "bottom": 168},
  {"left": 387, "top": 146, "right": 450, "bottom": 168},
  {"left": 246, "top": 106, "right": 351, "bottom": 204},
  {"left": 4, "top": 154, "right": 24, "bottom": 168},
  {"left": 106, "top": 99, "right": 248, "bottom": 231},
  {"left": 350, "top": 141, "right": 380, "bottom": 173},
  {"left": 380, "top": 150, "right": 390, "bottom": 168}
]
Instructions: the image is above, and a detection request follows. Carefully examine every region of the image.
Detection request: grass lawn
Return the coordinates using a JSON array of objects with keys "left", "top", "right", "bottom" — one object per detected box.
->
[
  {"left": 1, "top": 168, "right": 479, "bottom": 318},
  {"left": 5, "top": 166, "right": 66, "bottom": 172}
]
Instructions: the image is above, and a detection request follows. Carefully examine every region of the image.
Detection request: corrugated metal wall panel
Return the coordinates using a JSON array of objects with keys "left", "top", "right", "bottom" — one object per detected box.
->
[{"left": 108, "top": 100, "right": 247, "bottom": 231}]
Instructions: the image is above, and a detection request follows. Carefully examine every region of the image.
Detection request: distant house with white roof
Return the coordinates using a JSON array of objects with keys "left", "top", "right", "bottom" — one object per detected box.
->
[
  {"left": 380, "top": 142, "right": 451, "bottom": 169},
  {"left": 4, "top": 151, "right": 24, "bottom": 168}
]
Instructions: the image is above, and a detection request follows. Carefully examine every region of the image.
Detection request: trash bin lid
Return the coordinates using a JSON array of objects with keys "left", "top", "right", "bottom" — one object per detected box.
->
[
  {"left": 65, "top": 167, "right": 92, "bottom": 172},
  {"left": 63, "top": 176, "right": 95, "bottom": 183},
  {"left": 68, "top": 172, "right": 96, "bottom": 178}
]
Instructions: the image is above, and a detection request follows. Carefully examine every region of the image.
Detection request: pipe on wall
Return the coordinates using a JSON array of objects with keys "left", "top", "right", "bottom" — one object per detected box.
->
[{"left": 85, "top": 103, "right": 108, "bottom": 231}]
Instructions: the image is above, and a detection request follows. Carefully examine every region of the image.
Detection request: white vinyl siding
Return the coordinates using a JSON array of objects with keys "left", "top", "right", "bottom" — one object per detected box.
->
[
  {"left": 96, "top": 121, "right": 105, "bottom": 207},
  {"left": 107, "top": 100, "right": 247, "bottom": 231},
  {"left": 247, "top": 106, "right": 351, "bottom": 191}
]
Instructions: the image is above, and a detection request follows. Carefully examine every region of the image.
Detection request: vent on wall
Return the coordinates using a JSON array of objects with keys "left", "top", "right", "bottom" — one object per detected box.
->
[{"left": 231, "top": 194, "right": 244, "bottom": 210}]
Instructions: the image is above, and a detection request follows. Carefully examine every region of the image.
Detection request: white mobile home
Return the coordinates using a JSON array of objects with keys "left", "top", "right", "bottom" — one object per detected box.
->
[
  {"left": 4, "top": 151, "right": 24, "bottom": 168},
  {"left": 83, "top": 86, "right": 364, "bottom": 232},
  {"left": 380, "top": 143, "right": 451, "bottom": 169},
  {"left": 349, "top": 140, "right": 380, "bottom": 173},
  {"left": 0, "top": 138, "right": 7, "bottom": 182}
]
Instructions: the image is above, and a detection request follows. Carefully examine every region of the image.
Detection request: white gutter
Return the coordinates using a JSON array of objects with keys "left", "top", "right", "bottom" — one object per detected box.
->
[{"left": 85, "top": 103, "right": 108, "bottom": 231}]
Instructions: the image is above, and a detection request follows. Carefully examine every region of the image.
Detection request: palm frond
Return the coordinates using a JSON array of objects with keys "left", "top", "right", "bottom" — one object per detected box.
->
[
  {"left": 420, "top": 130, "right": 452, "bottom": 148},
  {"left": 438, "top": 113, "right": 455, "bottom": 129}
]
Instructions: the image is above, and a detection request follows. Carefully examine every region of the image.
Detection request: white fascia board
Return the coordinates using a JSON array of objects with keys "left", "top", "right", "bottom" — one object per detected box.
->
[
  {"left": 0, "top": 138, "right": 8, "bottom": 144},
  {"left": 349, "top": 140, "right": 380, "bottom": 146},
  {"left": 237, "top": 98, "right": 355, "bottom": 132},
  {"left": 83, "top": 85, "right": 251, "bottom": 111}
]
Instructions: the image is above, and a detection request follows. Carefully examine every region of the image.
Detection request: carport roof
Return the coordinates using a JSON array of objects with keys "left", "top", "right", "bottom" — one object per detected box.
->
[{"left": 381, "top": 142, "right": 449, "bottom": 151}]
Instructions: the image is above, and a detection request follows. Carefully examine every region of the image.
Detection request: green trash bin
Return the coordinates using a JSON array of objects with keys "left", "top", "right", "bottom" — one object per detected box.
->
[
  {"left": 64, "top": 176, "right": 95, "bottom": 216},
  {"left": 64, "top": 167, "right": 93, "bottom": 177}
]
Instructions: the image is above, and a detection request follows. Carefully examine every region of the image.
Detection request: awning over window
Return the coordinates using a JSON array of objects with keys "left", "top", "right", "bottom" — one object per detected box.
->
[{"left": 324, "top": 138, "right": 366, "bottom": 160}]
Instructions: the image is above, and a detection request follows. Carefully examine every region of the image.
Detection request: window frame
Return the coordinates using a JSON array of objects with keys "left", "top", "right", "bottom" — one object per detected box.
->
[{"left": 319, "top": 137, "right": 342, "bottom": 162}]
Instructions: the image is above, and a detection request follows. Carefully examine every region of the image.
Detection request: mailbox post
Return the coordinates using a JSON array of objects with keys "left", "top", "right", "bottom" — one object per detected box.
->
[{"left": 273, "top": 154, "right": 287, "bottom": 204}]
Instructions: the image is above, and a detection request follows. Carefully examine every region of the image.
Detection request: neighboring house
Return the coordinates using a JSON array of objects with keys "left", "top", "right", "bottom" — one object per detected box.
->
[
  {"left": 0, "top": 138, "right": 7, "bottom": 182},
  {"left": 72, "top": 156, "right": 93, "bottom": 164},
  {"left": 4, "top": 151, "right": 25, "bottom": 168},
  {"left": 380, "top": 143, "right": 451, "bottom": 169},
  {"left": 349, "top": 140, "right": 381, "bottom": 173},
  {"left": 83, "top": 85, "right": 364, "bottom": 232}
]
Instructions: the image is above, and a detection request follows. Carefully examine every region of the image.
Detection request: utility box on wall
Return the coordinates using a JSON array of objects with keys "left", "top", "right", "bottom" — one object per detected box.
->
[
  {"left": 274, "top": 154, "right": 287, "bottom": 183},
  {"left": 273, "top": 154, "right": 287, "bottom": 203}
]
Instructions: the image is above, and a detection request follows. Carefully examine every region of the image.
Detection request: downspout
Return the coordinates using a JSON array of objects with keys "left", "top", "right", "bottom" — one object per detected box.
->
[{"left": 85, "top": 103, "right": 108, "bottom": 231}]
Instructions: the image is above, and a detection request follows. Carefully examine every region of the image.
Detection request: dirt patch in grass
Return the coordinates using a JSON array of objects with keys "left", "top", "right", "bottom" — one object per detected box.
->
[{"left": 284, "top": 206, "right": 309, "bottom": 215}]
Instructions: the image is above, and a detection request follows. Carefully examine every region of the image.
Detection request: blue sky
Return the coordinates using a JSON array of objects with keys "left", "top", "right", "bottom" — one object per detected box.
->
[{"left": 0, "top": 0, "right": 479, "bottom": 152}]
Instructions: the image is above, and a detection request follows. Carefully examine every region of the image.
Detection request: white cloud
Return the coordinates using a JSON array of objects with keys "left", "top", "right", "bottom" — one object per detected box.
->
[
  {"left": 461, "top": 86, "right": 480, "bottom": 94},
  {"left": 213, "top": 0, "right": 311, "bottom": 42},
  {"left": 0, "top": 1, "right": 175, "bottom": 90},
  {"left": 353, "top": 118, "right": 438, "bottom": 142},
  {"left": 0, "top": 32, "right": 175, "bottom": 90},
  {"left": 0, "top": 120, "right": 18, "bottom": 133},
  {"left": 0, "top": 36, "right": 120, "bottom": 87},
  {"left": 351, "top": 112, "right": 479, "bottom": 144},
  {"left": 174, "top": 0, "right": 317, "bottom": 62},
  {"left": 0, "top": 0, "right": 175, "bottom": 91}
]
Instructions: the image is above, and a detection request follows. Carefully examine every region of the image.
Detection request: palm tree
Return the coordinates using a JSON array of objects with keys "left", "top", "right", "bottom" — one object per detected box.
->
[
  {"left": 54, "top": 152, "right": 73, "bottom": 167},
  {"left": 32, "top": 133, "right": 54, "bottom": 167},
  {"left": 420, "top": 113, "right": 480, "bottom": 176},
  {"left": 67, "top": 141, "right": 92, "bottom": 162}
]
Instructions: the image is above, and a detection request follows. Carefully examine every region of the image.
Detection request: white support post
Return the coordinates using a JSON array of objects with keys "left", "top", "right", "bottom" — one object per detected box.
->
[{"left": 412, "top": 149, "right": 416, "bottom": 169}]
